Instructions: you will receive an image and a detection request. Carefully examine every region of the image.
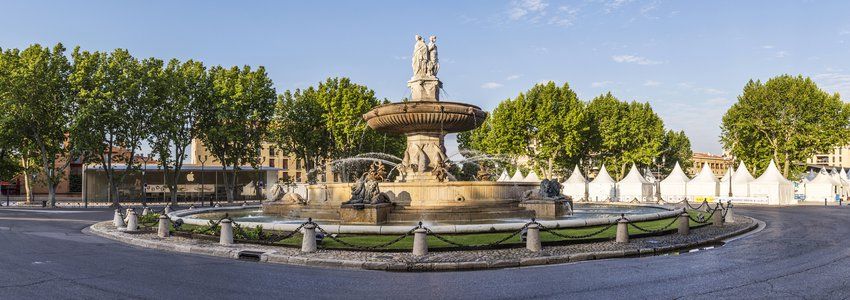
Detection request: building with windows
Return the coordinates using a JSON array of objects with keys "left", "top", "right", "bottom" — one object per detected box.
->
[
  {"left": 806, "top": 145, "right": 850, "bottom": 169},
  {"left": 190, "top": 139, "right": 337, "bottom": 184},
  {"left": 689, "top": 152, "right": 733, "bottom": 178}
]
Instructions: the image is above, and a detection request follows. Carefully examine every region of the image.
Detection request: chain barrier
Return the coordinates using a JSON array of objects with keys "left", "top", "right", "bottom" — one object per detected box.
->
[
  {"left": 686, "top": 206, "right": 718, "bottom": 224},
  {"left": 424, "top": 223, "right": 529, "bottom": 249},
  {"left": 538, "top": 222, "right": 617, "bottom": 239},
  {"left": 313, "top": 221, "right": 418, "bottom": 250},
  {"left": 232, "top": 220, "right": 309, "bottom": 244},
  {"left": 627, "top": 216, "right": 679, "bottom": 233}
]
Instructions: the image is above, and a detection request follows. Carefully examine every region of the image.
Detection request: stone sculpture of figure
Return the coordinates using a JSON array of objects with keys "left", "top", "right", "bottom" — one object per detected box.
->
[
  {"left": 344, "top": 172, "right": 390, "bottom": 205},
  {"left": 431, "top": 162, "right": 449, "bottom": 182},
  {"left": 346, "top": 174, "right": 368, "bottom": 204},
  {"left": 415, "top": 144, "right": 429, "bottom": 172},
  {"left": 426, "top": 36, "right": 439, "bottom": 77},
  {"left": 412, "top": 35, "right": 429, "bottom": 78}
]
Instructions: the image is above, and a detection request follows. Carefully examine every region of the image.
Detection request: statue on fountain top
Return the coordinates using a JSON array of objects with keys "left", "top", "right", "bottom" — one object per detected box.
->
[{"left": 409, "top": 34, "right": 442, "bottom": 101}]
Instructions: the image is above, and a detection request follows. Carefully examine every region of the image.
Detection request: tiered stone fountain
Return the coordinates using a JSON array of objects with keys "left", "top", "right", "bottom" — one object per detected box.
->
[{"left": 264, "top": 35, "right": 568, "bottom": 224}]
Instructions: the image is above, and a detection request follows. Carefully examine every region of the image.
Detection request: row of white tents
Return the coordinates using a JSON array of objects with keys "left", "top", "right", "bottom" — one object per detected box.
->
[
  {"left": 497, "top": 160, "right": 797, "bottom": 205},
  {"left": 800, "top": 168, "right": 850, "bottom": 203}
]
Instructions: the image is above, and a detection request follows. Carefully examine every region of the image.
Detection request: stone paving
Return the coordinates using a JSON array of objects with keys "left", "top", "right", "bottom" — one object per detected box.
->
[{"left": 89, "top": 215, "right": 756, "bottom": 271}]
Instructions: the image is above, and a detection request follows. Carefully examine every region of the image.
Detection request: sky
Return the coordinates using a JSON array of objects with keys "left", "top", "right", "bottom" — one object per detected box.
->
[{"left": 2, "top": 0, "right": 850, "bottom": 157}]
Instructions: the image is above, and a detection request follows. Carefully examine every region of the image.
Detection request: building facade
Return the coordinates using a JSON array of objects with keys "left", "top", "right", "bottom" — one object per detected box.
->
[
  {"left": 689, "top": 152, "right": 733, "bottom": 178},
  {"left": 190, "top": 139, "right": 337, "bottom": 184},
  {"left": 806, "top": 145, "right": 850, "bottom": 169}
]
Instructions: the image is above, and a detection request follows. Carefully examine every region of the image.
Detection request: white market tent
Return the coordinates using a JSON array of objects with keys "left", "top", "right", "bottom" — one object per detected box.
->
[
  {"left": 687, "top": 163, "right": 719, "bottom": 200},
  {"left": 804, "top": 169, "right": 840, "bottom": 203},
  {"left": 509, "top": 170, "right": 525, "bottom": 182},
  {"left": 732, "top": 161, "right": 756, "bottom": 197},
  {"left": 588, "top": 165, "right": 617, "bottom": 202},
  {"left": 719, "top": 167, "right": 733, "bottom": 197},
  {"left": 524, "top": 170, "right": 542, "bottom": 182},
  {"left": 496, "top": 170, "right": 510, "bottom": 182},
  {"left": 562, "top": 165, "right": 588, "bottom": 201},
  {"left": 660, "top": 162, "right": 689, "bottom": 201},
  {"left": 618, "top": 164, "right": 654, "bottom": 202},
  {"left": 749, "top": 160, "right": 795, "bottom": 205}
]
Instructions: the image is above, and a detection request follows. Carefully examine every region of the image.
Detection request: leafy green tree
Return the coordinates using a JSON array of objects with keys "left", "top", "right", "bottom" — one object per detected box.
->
[
  {"left": 587, "top": 93, "right": 665, "bottom": 179},
  {"left": 311, "top": 77, "right": 404, "bottom": 180},
  {"left": 148, "top": 59, "right": 211, "bottom": 206},
  {"left": 458, "top": 82, "right": 589, "bottom": 178},
  {"left": 71, "top": 48, "right": 156, "bottom": 207},
  {"left": 0, "top": 43, "right": 80, "bottom": 207},
  {"left": 659, "top": 130, "right": 693, "bottom": 174},
  {"left": 270, "top": 88, "right": 331, "bottom": 183},
  {"left": 721, "top": 75, "right": 850, "bottom": 177},
  {"left": 197, "top": 65, "right": 276, "bottom": 202}
]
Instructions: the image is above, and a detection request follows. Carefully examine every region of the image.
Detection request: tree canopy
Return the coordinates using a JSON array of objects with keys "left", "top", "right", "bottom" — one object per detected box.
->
[{"left": 721, "top": 75, "right": 850, "bottom": 177}]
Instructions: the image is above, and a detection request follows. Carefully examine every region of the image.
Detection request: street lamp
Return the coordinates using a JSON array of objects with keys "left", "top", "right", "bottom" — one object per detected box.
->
[
  {"left": 140, "top": 153, "right": 151, "bottom": 207},
  {"left": 198, "top": 155, "right": 208, "bottom": 206},
  {"left": 255, "top": 156, "right": 266, "bottom": 201}
]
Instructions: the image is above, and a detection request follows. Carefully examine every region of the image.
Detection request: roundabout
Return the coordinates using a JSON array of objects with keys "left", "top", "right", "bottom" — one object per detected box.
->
[{"left": 1, "top": 205, "right": 849, "bottom": 298}]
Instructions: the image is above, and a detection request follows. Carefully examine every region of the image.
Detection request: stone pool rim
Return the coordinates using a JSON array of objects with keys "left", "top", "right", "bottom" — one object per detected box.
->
[{"left": 168, "top": 203, "right": 683, "bottom": 234}]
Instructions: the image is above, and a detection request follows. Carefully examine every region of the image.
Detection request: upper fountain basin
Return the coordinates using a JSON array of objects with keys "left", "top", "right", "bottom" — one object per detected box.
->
[{"left": 363, "top": 101, "right": 488, "bottom": 135}]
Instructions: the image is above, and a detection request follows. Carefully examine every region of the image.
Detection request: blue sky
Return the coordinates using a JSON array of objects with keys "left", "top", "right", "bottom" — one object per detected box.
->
[{"left": 2, "top": 0, "right": 850, "bottom": 156}]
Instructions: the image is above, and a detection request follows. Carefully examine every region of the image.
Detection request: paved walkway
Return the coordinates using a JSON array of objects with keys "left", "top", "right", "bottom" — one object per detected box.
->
[{"left": 0, "top": 206, "right": 848, "bottom": 299}]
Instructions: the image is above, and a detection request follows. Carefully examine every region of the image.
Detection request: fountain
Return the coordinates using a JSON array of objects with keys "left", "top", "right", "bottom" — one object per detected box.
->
[{"left": 262, "top": 35, "right": 568, "bottom": 224}]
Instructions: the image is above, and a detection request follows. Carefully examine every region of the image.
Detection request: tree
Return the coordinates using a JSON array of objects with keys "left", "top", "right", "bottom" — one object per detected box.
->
[
  {"left": 71, "top": 48, "right": 156, "bottom": 207},
  {"left": 721, "top": 75, "right": 850, "bottom": 177},
  {"left": 197, "top": 65, "right": 276, "bottom": 202},
  {"left": 458, "top": 82, "right": 589, "bottom": 178},
  {"left": 148, "top": 59, "right": 211, "bottom": 206},
  {"left": 587, "top": 93, "right": 665, "bottom": 179},
  {"left": 0, "top": 43, "right": 80, "bottom": 207},
  {"left": 659, "top": 130, "right": 693, "bottom": 174},
  {"left": 270, "top": 88, "right": 331, "bottom": 183},
  {"left": 310, "top": 77, "right": 405, "bottom": 180}
]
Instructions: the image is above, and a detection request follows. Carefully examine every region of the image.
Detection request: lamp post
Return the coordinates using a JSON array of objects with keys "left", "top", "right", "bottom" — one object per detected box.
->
[
  {"left": 198, "top": 155, "right": 208, "bottom": 206},
  {"left": 728, "top": 156, "right": 734, "bottom": 197},
  {"left": 255, "top": 156, "right": 266, "bottom": 201},
  {"left": 140, "top": 153, "right": 151, "bottom": 207}
]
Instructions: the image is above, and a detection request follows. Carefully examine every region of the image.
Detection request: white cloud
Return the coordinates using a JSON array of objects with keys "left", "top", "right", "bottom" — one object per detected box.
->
[
  {"left": 611, "top": 54, "right": 662, "bottom": 65},
  {"left": 813, "top": 73, "right": 850, "bottom": 98},
  {"left": 506, "top": 74, "right": 522, "bottom": 80},
  {"left": 761, "top": 45, "right": 774, "bottom": 49},
  {"left": 677, "top": 82, "right": 725, "bottom": 95},
  {"left": 592, "top": 81, "right": 613, "bottom": 87},
  {"left": 481, "top": 82, "right": 504, "bottom": 89},
  {"left": 706, "top": 97, "right": 731, "bottom": 105},
  {"left": 774, "top": 50, "right": 789, "bottom": 58},
  {"left": 643, "top": 80, "right": 661, "bottom": 87},
  {"left": 508, "top": 0, "right": 548, "bottom": 20},
  {"left": 604, "top": 0, "right": 633, "bottom": 12},
  {"left": 840, "top": 29, "right": 850, "bottom": 36}
]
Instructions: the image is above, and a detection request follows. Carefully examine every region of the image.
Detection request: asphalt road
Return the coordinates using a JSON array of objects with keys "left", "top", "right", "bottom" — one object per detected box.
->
[{"left": 0, "top": 206, "right": 848, "bottom": 299}]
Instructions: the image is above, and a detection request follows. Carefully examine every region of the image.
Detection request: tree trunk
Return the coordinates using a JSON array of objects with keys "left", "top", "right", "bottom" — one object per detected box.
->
[
  {"left": 48, "top": 183, "right": 57, "bottom": 208},
  {"left": 225, "top": 168, "right": 236, "bottom": 203},
  {"left": 22, "top": 169, "right": 32, "bottom": 204},
  {"left": 547, "top": 156, "right": 555, "bottom": 179},
  {"left": 783, "top": 158, "right": 790, "bottom": 179}
]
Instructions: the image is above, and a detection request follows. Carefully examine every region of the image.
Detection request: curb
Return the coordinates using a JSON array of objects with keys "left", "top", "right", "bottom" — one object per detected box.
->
[{"left": 86, "top": 217, "right": 760, "bottom": 272}]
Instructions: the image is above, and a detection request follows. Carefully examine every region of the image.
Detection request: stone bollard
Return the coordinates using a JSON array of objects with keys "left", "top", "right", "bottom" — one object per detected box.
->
[
  {"left": 126, "top": 210, "right": 139, "bottom": 231},
  {"left": 615, "top": 217, "right": 629, "bottom": 243},
  {"left": 712, "top": 207, "right": 724, "bottom": 226},
  {"left": 157, "top": 215, "right": 170, "bottom": 237},
  {"left": 526, "top": 223, "right": 542, "bottom": 252},
  {"left": 724, "top": 203, "right": 735, "bottom": 223},
  {"left": 188, "top": 205, "right": 195, "bottom": 210},
  {"left": 412, "top": 228, "right": 428, "bottom": 256},
  {"left": 124, "top": 208, "right": 133, "bottom": 223},
  {"left": 678, "top": 212, "right": 690, "bottom": 235},
  {"left": 214, "top": 203, "right": 221, "bottom": 208},
  {"left": 113, "top": 209, "right": 126, "bottom": 227},
  {"left": 142, "top": 206, "right": 151, "bottom": 216},
  {"left": 219, "top": 219, "right": 234, "bottom": 245},
  {"left": 301, "top": 223, "right": 318, "bottom": 253},
  {"left": 164, "top": 205, "right": 172, "bottom": 214}
]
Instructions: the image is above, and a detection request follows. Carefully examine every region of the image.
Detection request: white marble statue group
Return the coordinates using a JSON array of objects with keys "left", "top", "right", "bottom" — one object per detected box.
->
[{"left": 412, "top": 35, "right": 439, "bottom": 79}]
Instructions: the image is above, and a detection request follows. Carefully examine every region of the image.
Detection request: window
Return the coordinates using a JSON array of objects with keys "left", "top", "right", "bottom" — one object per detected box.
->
[
  {"left": 282, "top": 173, "right": 290, "bottom": 182},
  {"left": 296, "top": 159, "right": 302, "bottom": 170},
  {"left": 295, "top": 172, "right": 302, "bottom": 182},
  {"left": 269, "top": 158, "right": 275, "bottom": 168},
  {"left": 282, "top": 159, "right": 288, "bottom": 170},
  {"left": 269, "top": 146, "right": 276, "bottom": 156}
]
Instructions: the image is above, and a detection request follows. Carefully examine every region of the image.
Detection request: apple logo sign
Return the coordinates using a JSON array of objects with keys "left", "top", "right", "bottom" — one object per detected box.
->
[{"left": 186, "top": 172, "right": 195, "bottom": 182}]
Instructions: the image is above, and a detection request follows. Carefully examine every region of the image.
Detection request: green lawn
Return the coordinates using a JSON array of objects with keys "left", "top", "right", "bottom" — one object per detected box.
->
[{"left": 175, "top": 209, "right": 716, "bottom": 251}]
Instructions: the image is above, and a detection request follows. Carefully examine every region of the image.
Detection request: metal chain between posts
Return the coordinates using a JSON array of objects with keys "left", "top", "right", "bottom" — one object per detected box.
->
[
  {"left": 627, "top": 216, "right": 679, "bottom": 233},
  {"left": 538, "top": 222, "right": 617, "bottom": 239},
  {"left": 232, "top": 220, "right": 309, "bottom": 244},
  {"left": 686, "top": 206, "right": 718, "bottom": 224},
  {"left": 312, "top": 222, "right": 418, "bottom": 250},
  {"left": 424, "top": 222, "right": 532, "bottom": 249},
  {"left": 683, "top": 200, "right": 709, "bottom": 210}
]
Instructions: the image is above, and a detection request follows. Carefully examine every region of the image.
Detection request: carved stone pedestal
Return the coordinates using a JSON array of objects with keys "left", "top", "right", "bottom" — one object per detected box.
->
[
  {"left": 408, "top": 77, "right": 441, "bottom": 101},
  {"left": 339, "top": 203, "right": 394, "bottom": 225},
  {"left": 519, "top": 199, "right": 572, "bottom": 218}
]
